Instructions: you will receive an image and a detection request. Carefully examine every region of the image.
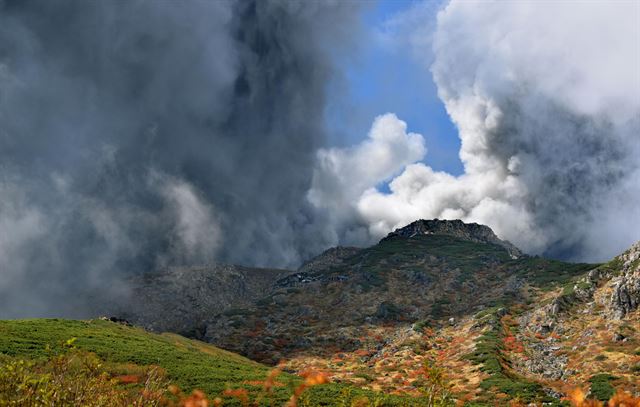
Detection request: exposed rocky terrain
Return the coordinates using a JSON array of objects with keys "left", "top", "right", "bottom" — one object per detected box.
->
[
  {"left": 114, "top": 264, "right": 287, "bottom": 335},
  {"left": 114, "top": 219, "right": 640, "bottom": 405}
]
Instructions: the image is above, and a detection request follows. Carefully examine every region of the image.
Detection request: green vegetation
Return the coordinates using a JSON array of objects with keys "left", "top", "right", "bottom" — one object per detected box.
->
[
  {"left": 303, "top": 383, "right": 419, "bottom": 406},
  {"left": 588, "top": 374, "right": 617, "bottom": 401},
  {"left": 562, "top": 280, "right": 592, "bottom": 296},
  {"left": 0, "top": 319, "right": 429, "bottom": 406},
  {"left": 340, "top": 233, "right": 600, "bottom": 298},
  {"left": 430, "top": 298, "right": 451, "bottom": 319},
  {"left": 336, "top": 234, "right": 516, "bottom": 293},
  {"left": 511, "top": 257, "right": 599, "bottom": 289},
  {"left": 412, "top": 320, "right": 431, "bottom": 333},
  {"left": 0, "top": 347, "right": 167, "bottom": 406},
  {"left": 0, "top": 319, "right": 274, "bottom": 398},
  {"left": 463, "top": 312, "right": 555, "bottom": 405}
]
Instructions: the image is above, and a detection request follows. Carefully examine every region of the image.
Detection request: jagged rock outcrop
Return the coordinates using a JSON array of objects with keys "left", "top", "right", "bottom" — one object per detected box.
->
[
  {"left": 517, "top": 244, "right": 640, "bottom": 334},
  {"left": 383, "top": 219, "right": 523, "bottom": 258},
  {"left": 519, "top": 341, "right": 568, "bottom": 380},
  {"left": 608, "top": 241, "right": 640, "bottom": 319}
]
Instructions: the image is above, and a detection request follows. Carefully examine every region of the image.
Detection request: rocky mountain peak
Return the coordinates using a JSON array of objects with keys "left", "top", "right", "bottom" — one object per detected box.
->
[{"left": 383, "top": 219, "right": 523, "bottom": 258}]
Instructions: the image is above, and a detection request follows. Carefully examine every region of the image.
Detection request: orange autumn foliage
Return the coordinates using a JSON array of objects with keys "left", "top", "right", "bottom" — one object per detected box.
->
[
  {"left": 222, "top": 388, "right": 249, "bottom": 407},
  {"left": 285, "top": 371, "right": 330, "bottom": 407},
  {"left": 180, "top": 390, "right": 209, "bottom": 407},
  {"left": 567, "top": 388, "right": 640, "bottom": 407}
]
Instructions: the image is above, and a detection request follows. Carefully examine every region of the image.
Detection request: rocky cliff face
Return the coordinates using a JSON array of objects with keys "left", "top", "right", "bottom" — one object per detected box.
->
[
  {"left": 509, "top": 240, "right": 640, "bottom": 393},
  {"left": 609, "top": 241, "right": 640, "bottom": 318}
]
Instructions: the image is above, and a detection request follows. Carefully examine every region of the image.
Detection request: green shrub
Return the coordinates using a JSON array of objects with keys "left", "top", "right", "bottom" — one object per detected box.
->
[
  {"left": 588, "top": 374, "right": 617, "bottom": 401},
  {"left": 412, "top": 320, "right": 431, "bottom": 333}
]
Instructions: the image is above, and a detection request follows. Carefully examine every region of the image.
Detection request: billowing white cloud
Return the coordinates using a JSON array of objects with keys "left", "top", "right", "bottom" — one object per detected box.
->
[
  {"left": 309, "top": 113, "right": 425, "bottom": 210},
  {"left": 313, "top": 0, "right": 640, "bottom": 262},
  {"left": 308, "top": 113, "right": 426, "bottom": 244}
]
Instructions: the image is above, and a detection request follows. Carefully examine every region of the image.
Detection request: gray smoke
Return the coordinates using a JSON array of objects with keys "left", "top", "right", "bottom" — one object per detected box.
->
[{"left": 0, "top": 0, "right": 361, "bottom": 317}]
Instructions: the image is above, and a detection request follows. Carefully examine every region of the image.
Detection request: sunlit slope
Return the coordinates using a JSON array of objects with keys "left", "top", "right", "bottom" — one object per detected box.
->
[
  {"left": 0, "top": 318, "right": 422, "bottom": 406},
  {"left": 0, "top": 318, "right": 270, "bottom": 396}
]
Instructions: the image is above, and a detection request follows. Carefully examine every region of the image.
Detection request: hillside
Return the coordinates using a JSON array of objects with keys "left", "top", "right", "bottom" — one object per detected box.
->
[
  {"left": 0, "top": 319, "right": 272, "bottom": 397},
  {"left": 204, "top": 220, "right": 598, "bottom": 363},
  {"left": 2, "top": 219, "right": 639, "bottom": 405},
  {"left": 193, "top": 220, "right": 638, "bottom": 405},
  {"left": 105, "top": 265, "right": 289, "bottom": 336},
  {"left": 0, "top": 319, "right": 424, "bottom": 406}
]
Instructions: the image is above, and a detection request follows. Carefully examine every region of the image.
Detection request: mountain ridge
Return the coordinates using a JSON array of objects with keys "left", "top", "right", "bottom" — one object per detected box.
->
[
  {"left": 382, "top": 219, "right": 523, "bottom": 259},
  {"left": 99, "top": 218, "right": 639, "bottom": 405}
]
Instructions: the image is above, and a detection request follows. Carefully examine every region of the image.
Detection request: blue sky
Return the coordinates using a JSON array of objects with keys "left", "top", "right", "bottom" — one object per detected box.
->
[{"left": 326, "top": 0, "right": 463, "bottom": 177}]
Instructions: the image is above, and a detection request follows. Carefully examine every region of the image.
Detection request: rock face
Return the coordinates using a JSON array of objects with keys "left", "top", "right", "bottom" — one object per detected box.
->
[
  {"left": 383, "top": 219, "right": 523, "bottom": 258},
  {"left": 512, "top": 240, "right": 640, "bottom": 392},
  {"left": 519, "top": 341, "right": 568, "bottom": 380},
  {"left": 608, "top": 242, "right": 640, "bottom": 319},
  {"left": 114, "top": 264, "right": 287, "bottom": 335}
]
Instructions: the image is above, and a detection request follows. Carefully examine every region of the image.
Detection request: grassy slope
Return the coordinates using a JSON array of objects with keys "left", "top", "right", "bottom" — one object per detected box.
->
[
  {"left": 0, "top": 319, "right": 421, "bottom": 406},
  {"left": 0, "top": 318, "right": 272, "bottom": 397}
]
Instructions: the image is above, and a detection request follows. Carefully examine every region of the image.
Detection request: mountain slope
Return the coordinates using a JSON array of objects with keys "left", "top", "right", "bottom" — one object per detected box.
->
[
  {"left": 97, "top": 218, "right": 640, "bottom": 405},
  {"left": 0, "top": 318, "right": 270, "bottom": 398},
  {"left": 0, "top": 319, "right": 426, "bottom": 406},
  {"left": 197, "top": 220, "right": 639, "bottom": 405},
  {"left": 113, "top": 265, "right": 288, "bottom": 335},
  {"left": 204, "top": 222, "right": 596, "bottom": 364}
]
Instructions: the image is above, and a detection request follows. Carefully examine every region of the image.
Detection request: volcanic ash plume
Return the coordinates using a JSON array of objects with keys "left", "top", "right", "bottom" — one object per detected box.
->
[{"left": 0, "top": 0, "right": 361, "bottom": 317}]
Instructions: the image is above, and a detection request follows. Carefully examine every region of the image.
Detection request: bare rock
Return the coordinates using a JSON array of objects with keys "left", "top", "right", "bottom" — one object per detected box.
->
[{"left": 607, "top": 242, "right": 640, "bottom": 319}]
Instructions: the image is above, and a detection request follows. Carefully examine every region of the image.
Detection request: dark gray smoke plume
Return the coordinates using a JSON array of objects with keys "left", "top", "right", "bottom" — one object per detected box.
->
[{"left": 0, "top": 0, "right": 361, "bottom": 317}]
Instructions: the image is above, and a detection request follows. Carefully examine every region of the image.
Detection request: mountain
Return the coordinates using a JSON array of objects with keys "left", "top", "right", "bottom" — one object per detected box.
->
[
  {"left": 204, "top": 219, "right": 590, "bottom": 361},
  {"left": 383, "top": 219, "right": 523, "bottom": 259},
  {"left": 199, "top": 219, "right": 640, "bottom": 404},
  {"left": 7, "top": 219, "right": 637, "bottom": 405}
]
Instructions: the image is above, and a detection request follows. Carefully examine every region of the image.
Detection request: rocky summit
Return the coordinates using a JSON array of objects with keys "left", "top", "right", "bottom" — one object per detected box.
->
[
  {"left": 113, "top": 219, "right": 640, "bottom": 405},
  {"left": 383, "top": 219, "right": 523, "bottom": 259}
]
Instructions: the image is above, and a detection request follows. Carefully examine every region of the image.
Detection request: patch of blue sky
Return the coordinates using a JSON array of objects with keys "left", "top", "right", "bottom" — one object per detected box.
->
[{"left": 325, "top": 0, "right": 463, "bottom": 179}]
